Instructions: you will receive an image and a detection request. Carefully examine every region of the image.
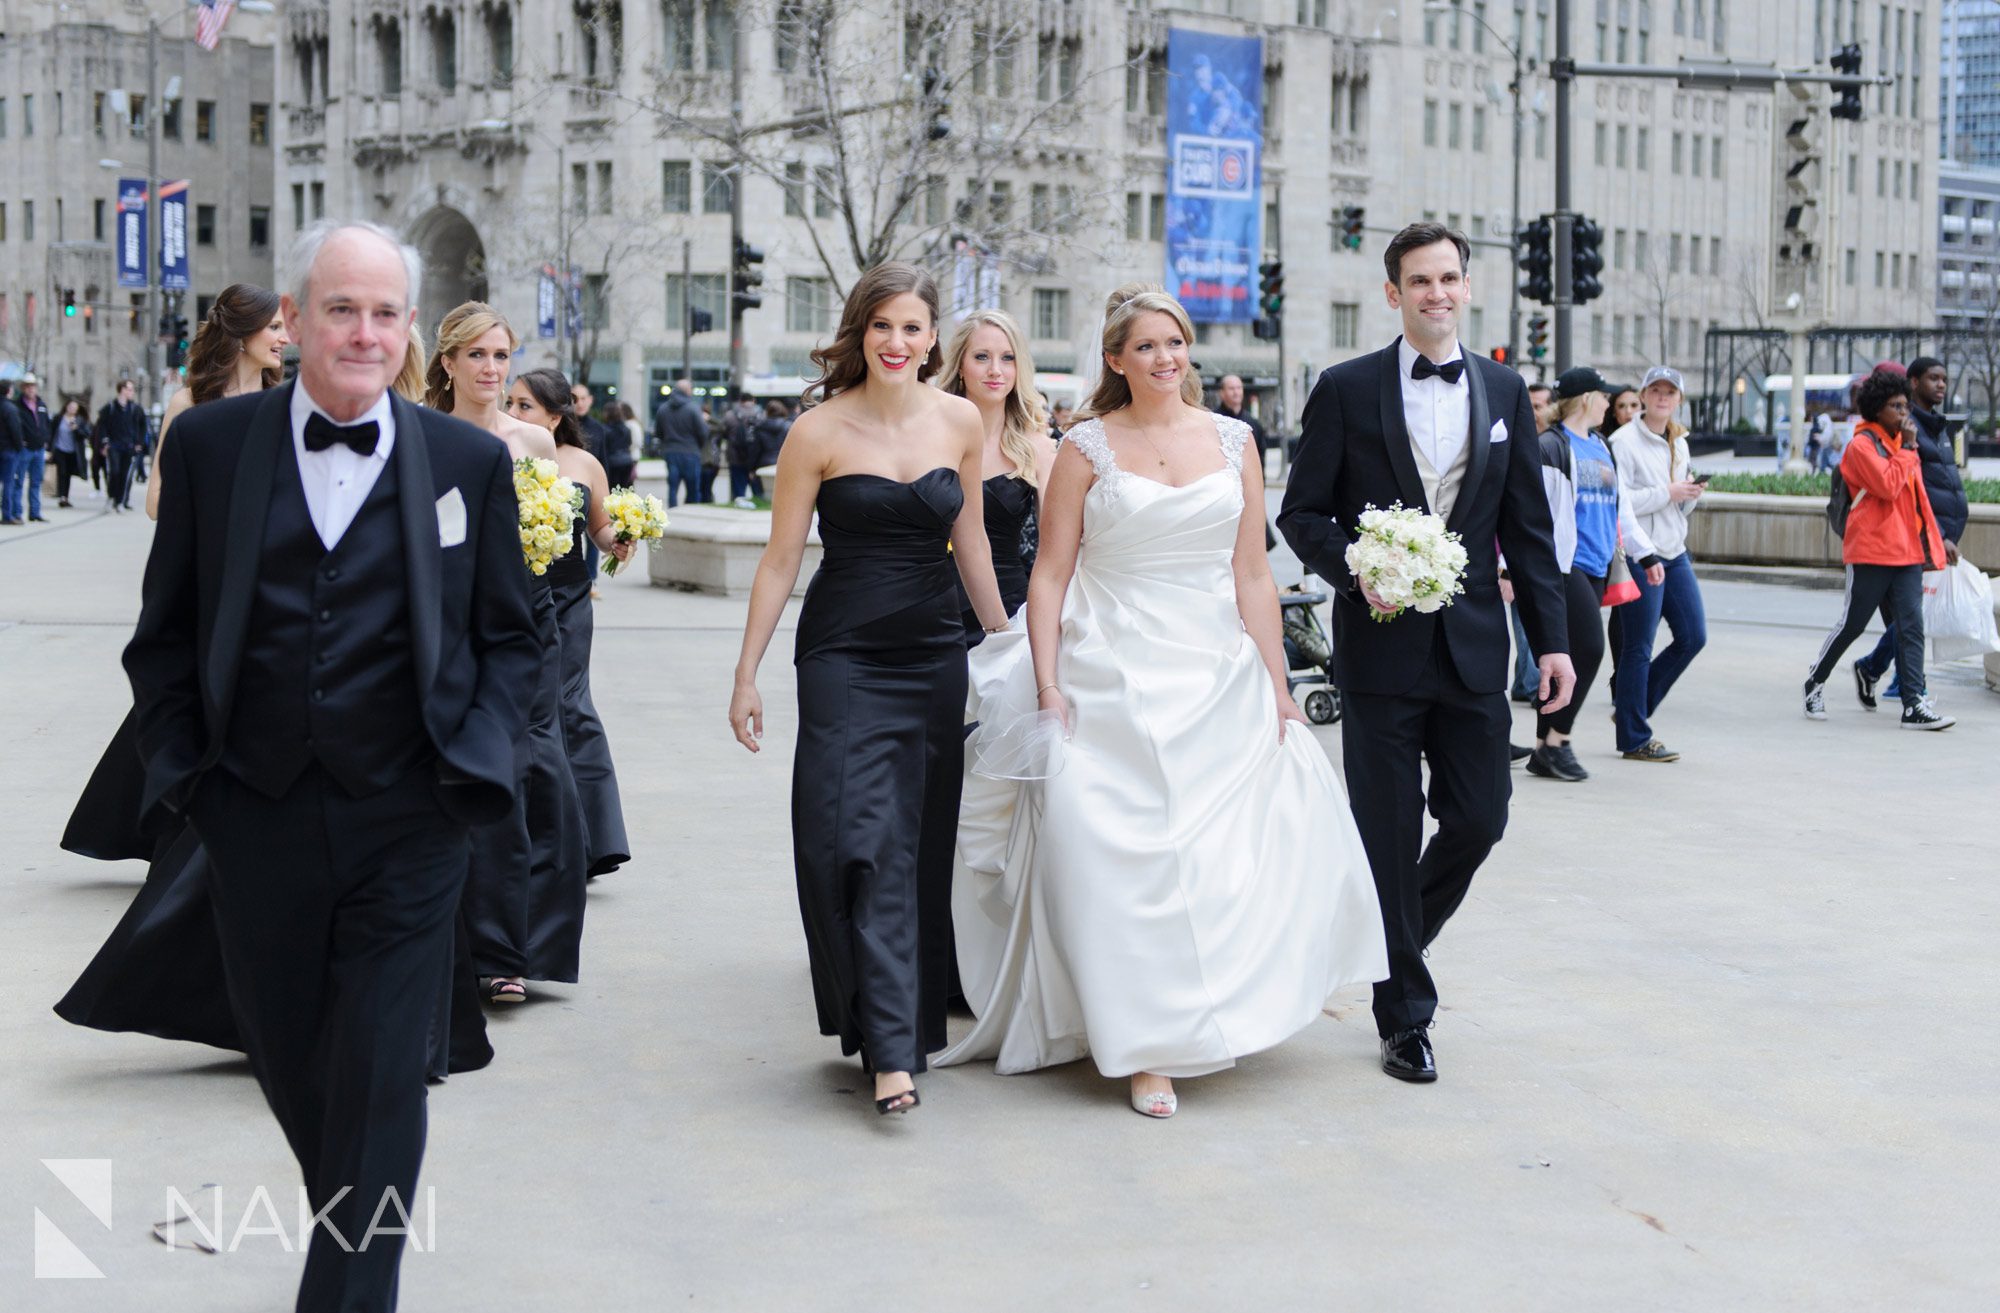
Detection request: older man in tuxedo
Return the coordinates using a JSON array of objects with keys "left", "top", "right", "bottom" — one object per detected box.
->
[
  {"left": 1278, "top": 222, "right": 1573, "bottom": 1085},
  {"left": 123, "top": 220, "right": 539, "bottom": 1310}
]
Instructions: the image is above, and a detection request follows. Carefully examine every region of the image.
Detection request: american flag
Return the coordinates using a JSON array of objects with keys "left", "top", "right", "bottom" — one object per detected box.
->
[{"left": 194, "top": 0, "right": 236, "bottom": 51}]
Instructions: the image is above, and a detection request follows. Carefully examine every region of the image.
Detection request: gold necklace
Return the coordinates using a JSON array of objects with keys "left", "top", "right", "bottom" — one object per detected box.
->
[{"left": 1130, "top": 416, "right": 1174, "bottom": 469}]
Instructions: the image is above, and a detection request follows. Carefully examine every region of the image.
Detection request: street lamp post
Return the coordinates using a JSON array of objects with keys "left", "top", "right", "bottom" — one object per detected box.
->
[{"left": 1424, "top": 1, "right": 1528, "bottom": 368}]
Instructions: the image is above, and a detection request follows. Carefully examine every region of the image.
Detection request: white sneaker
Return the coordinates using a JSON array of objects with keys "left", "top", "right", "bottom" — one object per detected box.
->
[{"left": 732, "top": 496, "right": 757, "bottom": 509}]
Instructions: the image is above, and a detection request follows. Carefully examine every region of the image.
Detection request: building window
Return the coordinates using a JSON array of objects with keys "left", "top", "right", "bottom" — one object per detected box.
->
[
  {"left": 1671, "top": 131, "right": 1682, "bottom": 174},
  {"left": 431, "top": 12, "right": 458, "bottom": 90},
  {"left": 813, "top": 165, "right": 835, "bottom": 219},
  {"left": 661, "top": 0, "right": 694, "bottom": 70},
  {"left": 1709, "top": 236, "right": 1720, "bottom": 275},
  {"left": 596, "top": 161, "right": 614, "bottom": 214},
  {"left": 196, "top": 100, "right": 215, "bottom": 142},
  {"left": 1031, "top": 287, "right": 1070, "bottom": 340},
  {"left": 784, "top": 162, "right": 806, "bottom": 217},
  {"left": 163, "top": 98, "right": 181, "bottom": 140},
  {"left": 925, "top": 175, "right": 945, "bottom": 226},
  {"left": 24, "top": 200, "right": 33, "bottom": 240},
  {"left": 786, "top": 276, "right": 834, "bottom": 334},
  {"left": 311, "top": 181, "right": 325, "bottom": 219},
  {"left": 1448, "top": 103, "right": 1462, "bottom": 150},
  {"left": 1669, "top": 233, "right": 1682, "bottom": 272},
  {"left": 1876, "top": 157, "right": 1886, "bottom": 197},
  {"left": 23, "top": 94, "right": 32, "bottom": 135},
  {"left": 249, "top": 205, "right": 270, "bottom": 247},
  {"left": 94, "top": 197, "right": 106, "bottom": 240},
  {"left": 1893, "top": 160, "right": 1904, "bottom": 199},
  {"left": 1691, "top": 135, "right": 1703, "bottom": 176},
  {"left": 1891, "top": 253, "right": 1902, "bottom": 288},
  {"left": 1847, "top": 152, "right": 1858, "bottom": 194},
  {"left": 1711, "top": 134, "right": 1722, "bottom": 179},
  {"left": 375, "top": 19, "right": 404, "bottom": 96},
  {"left": 1125, "top": 192, "right": 1143, "bottom": 241},
  {"left": 1616, "top": 124, "right": 1628, "bottom": 167},
  {"left": 196, "top": 204, "right": 216, "bottom": 246},
  {"left": 1689, "top": 235, "right": 1701, "bottom": 271},
  {"left": 1874, "top": 251, "right": 1885, "bottom": 287},
  {"left": 488, "top": 7, "right": 515, "bottom": 84},
  {"left": 775, "top": 1, "right": 814, "bottom": 74},
  {"left": 1148, "top": 193, "right": 1166, "bottom": 242},
  {"left": 702, "top": 160, "right": 733, "bottom": 213},
  {"left": 293, "top": 183, "right": 307, "bottom": 230},
  {"left": 1030, "top": 183, "right": 1052, "bottom": 232},
  {"left": 662, "top": 160, "right": 691, "bottom": 213},
  {"left": 572, "top": 162, "right": 590, "bottom": 215},
  {"left": 0, "top": 204, "right": 7, "bottom": 240},
  {"left": 666, "top": 272, "right": 727, "bottom": 330},
  {"left": 582, "top": 273, "right": 610, "bottom": 330},
  {"left": 705, "top": 0, "right": 734, "bottom": 70},
  {"left": 249, "top": 103, "right": 269, "bottom": 146},
  {"left": 1594, "top": 122, "right": 1607, "bottom": 166},
  {"left": 1331, "top": 302, "right": 1359, "bottom": 349},
  {"left": 1636, "top": 127, "right": 1649, "bottom": 170},
  {"left": 1424, "top": 100, "right": 1438, "bottom": 147},
  {"left": 1472, "top": 106, "right": 1487, "bottom": 153}
]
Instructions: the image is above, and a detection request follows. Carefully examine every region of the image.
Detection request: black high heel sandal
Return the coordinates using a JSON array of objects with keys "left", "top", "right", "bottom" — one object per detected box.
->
[{"left": 875, "top": 1087, "right": 920, "bottom": 1116}]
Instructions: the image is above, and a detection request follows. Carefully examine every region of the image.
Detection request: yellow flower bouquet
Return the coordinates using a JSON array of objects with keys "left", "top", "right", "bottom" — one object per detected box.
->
[
  {"left": 599, "top": 486, "right": 669, "bottom": 576},
  {"left": 514, "top": 457, "right": 584, "bottom": 576}
]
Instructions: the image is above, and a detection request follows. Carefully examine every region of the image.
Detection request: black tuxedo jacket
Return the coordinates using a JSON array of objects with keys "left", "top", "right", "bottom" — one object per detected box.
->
[
  {"left": 1277, "top": 338, "right": 1568, "bottom": 698},
  {"left": 122, "top": 382, "right": 540, "bottom": 831}
]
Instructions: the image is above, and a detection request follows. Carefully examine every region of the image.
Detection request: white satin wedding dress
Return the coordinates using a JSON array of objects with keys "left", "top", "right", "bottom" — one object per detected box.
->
[{"left": 938, "top": 415, "right": 1387, "bottom": 1080}]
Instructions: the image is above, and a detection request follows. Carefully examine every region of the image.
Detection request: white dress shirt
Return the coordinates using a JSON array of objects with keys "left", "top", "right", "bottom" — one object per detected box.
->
[
  {"left": 291, "top": 382, "right": 396, "bottom": 550},
  {"left": 1397, "top": 336, "right": 1471, "bottom": 519}
]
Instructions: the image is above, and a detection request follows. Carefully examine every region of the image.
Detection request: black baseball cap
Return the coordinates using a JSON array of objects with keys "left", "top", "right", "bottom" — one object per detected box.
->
[{"left": 1553, "top": 366, "right": 1610, "bottom": 400}]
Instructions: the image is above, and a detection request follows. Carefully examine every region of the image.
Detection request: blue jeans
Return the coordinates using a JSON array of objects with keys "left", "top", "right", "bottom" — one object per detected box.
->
[
  {"left": 17, "top": 448, "right": 44, "bottom": 518},
  {"left": 664, "top": 450, "right": 702, "bottom": 507},
  {"left": 1509, "top": 602, "right": 1538, "bottom": 699},
  {"left": 0, "top": 448, "right": 20, "bottom": 520},
  {"left": 728, "top": 464, "right": 764, "bottom": 501},
  {"left": 1613, "top": 551, "right": 1708, "bottom": 751}
]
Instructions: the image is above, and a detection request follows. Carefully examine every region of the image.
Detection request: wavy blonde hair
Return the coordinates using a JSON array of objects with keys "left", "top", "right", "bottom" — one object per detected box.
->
[
  {"left": 393, "top": 320, "right": 427, "bottom": 403},
  {"left": 802, "top": 262, "right": 942, "bottom": 408},
  {"left": 423, "top": 301, "right": 517, "bottom": 412},
  {"left": 936, "top": 309, "right": 1048, "bottom": 486},
  {"left": 1074, "top": 284, "right": 1205, "bottom": 422}
]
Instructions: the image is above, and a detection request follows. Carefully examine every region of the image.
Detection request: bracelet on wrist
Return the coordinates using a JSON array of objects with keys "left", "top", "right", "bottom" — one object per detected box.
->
[{"left": 1037, "top": 682, "right": 1060, "bottom": 695}]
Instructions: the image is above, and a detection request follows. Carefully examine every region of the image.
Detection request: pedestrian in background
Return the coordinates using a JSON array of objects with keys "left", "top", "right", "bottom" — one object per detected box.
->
[
  {"left": 754, "top": 398, "right": 791, "bottom": 472},
  {"left": 606, "top": 400, "right": 642, "bottom": 489},
  {"left": 1602, "top": 386, "right": 1640, "bottom": 440},
  {"left": 1507, "top": 381, "right": 1559, "bottom": 707},
  {"left": 1804, "top": 368, "right": 1954, "bottom": 730},
  {"left": 1609, "top": 366, "right": 1707, "bottom": 763},
  {"left": 96, "top": 380, "right": 148, "bottom": 512},
  {"left": 1855, "top": 356, "right": 1968, "bottom": 706},
  {"left": 725, "top": 395, "right": 765, "bottom": 506},
  {"left": 53, "top": 398, "right": 87, "bottom": 508},
  {"left": 1526, "top": 367, "right": 1636, "bottom": 783},
  {"left": 0, "top": 379, "right": 24, "bottom": 525},
  {"left": 652, "top": 378, "right": 708, "bottom": 506},
  {"left": 149, "top": 282, "right": 289, "bottom": 519},
  {"left": 14, "top": 374, "right": 52, "bottom": 522}
]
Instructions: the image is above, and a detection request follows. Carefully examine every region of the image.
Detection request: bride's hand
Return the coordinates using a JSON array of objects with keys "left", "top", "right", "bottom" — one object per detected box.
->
[
  {"left": 1037, "top": 684, "right": 1070, "bottom": 733},
  {"left": 729, "top": 680, "right": 764, "bottom": 752},
  {"left": 1275, "top": 690, "right": 1310, "bottom": 744}
]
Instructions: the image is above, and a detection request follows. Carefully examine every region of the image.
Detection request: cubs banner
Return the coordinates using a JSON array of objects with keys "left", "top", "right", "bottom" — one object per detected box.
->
[
  {"left": 159, "top": 180, "right": 190, "bottom": 291},
  {"left": 116, "top": 179, "right": 148, "bottom": 289},
  {"left": 1165, "top": 29, "right": 1263, "bottom": 323}
]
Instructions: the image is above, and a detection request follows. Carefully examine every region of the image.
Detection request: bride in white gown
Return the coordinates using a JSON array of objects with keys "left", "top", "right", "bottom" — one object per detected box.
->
[{"left": 939, "top": 286, "right": 1387, "bottom": 1117}]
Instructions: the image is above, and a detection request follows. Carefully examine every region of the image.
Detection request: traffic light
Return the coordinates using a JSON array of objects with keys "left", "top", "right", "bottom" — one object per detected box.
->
[
  {"left": 1252, "top": 260, "right": 1284, "bottom": 340},
  {"left": 688, "top": 306, "right": 714, "bottom": 334},
  {"left": 1339, "top": 205, "right": 1365, "bottom": 252},
  {"left": 1490, "top": 346, "right": 1509, "bottom": 364},
  {"left": 731, "top": 237, "right": 764, "bottom": 316},
  {"left": 62, "top": 288, "right": 76, "bottom": 318},
  {"left": 167, "top": 314, "right": 191, "bottom": 369},
  {"left": 1527, "top": 314, "right": 1550, "bottom": 362},
  {"left": 1830, "top": 44, "right": 1864, "bottom": 122},
  {"left": 921, "top": 66, "right": 951, "bottom": 142},
  {"left": 1780, "top": 90, "right": 1823, "bottom": 263},
  {"left": 1569, "top": 216, "right": 1604, "bottom": 305},
  {"left": 1515, "top": 217, "right": 1553, "bottom": 304}
]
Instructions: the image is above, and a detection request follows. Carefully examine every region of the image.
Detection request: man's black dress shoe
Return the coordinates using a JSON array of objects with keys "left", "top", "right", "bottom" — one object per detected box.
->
[{"left": 1381, "top": 1028, "right": 1437, "bottom": 1082}]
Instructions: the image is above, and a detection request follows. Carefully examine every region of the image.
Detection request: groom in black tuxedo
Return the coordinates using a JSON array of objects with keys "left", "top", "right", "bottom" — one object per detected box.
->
[
  {"left": 1278, "top": 222, "right": 1572, "bottom": 1083},
  {"left": 123, "top": 221, "right": 538, "bottom": 1310}
]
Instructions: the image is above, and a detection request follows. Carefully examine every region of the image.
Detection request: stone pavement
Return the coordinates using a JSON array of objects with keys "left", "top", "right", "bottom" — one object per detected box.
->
[{"left": 3, "top": 493, "right": 1997, "bottom": 1311}]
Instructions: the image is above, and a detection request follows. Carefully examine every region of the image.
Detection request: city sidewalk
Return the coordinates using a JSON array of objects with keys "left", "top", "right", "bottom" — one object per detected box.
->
[{"left": 2, "top": 502, "right": 1996, "bottom": 1310}]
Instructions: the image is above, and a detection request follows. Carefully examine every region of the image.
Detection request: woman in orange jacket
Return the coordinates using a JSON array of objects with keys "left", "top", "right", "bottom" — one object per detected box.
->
[{"left": 1803, "top": 368, "right": 1955, "bottom": 729}]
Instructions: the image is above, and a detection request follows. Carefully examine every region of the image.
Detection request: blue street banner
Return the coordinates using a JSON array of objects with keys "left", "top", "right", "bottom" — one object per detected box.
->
[
  {"left": 537, "top": 266, "right": 558, "bottom": 339},
  {"left": 159, "top": 180, "right": 190, "bottom": 291},
  {"left": 116, "top": 179, "right": 148, "bottom": 289},
  {"left": 1165, "top": 30, "right": 1263, "bottom": 323}
]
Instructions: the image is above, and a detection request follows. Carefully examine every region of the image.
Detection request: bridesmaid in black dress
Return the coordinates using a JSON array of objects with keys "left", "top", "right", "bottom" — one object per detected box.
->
[
  {"left": 936, "top": 309, "right": 1055, "bottom": 641},
  {"left": 729, "top": 262, "right": 1009, "bottom": 1116},
  {"left": 423, "top": 304, "right": 589, "bottom": 1004},
  {"left": 505, "top": 367, "right": 634, "bottom": 878}
]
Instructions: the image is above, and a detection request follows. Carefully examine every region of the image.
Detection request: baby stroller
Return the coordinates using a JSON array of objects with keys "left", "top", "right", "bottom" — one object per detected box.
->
[{"left": 1280, "top": 584, "right": 1341, "bottom": 725}]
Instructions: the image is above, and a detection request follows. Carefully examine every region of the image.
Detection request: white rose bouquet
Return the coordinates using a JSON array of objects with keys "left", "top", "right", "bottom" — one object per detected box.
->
[
  {"left": 1343, "top": 502, "right": 1469, "bottom": 623},
  {"left": 514, "top": 457, "right": 584, "bottom": 576},
  {"left": 599, "top": 486, "right": 669, "bottom": 576}
]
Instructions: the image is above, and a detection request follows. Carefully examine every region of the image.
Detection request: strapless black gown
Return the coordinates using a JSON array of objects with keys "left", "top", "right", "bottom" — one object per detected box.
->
[
  {"left": 957, "top": 472, "right": 1034, "bottom": 642},
  {"left": 57, "top": 721, "right": 494, "bottom": 1077},
  {"left": 463, "top": 582, "right": 590, "bottom": 982},
  {"left": 545, "top": 491, "right": 631, "bottom": 876},
  {"left": 792, "top": 468, "right": 967, "bottom": 1075}
]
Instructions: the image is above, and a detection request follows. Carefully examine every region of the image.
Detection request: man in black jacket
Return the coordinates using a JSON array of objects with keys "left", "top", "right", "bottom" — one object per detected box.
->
[
  {"left": 0, "top": 380, "right": 23, "bottom": 525},
  {"left": 97, "top": 379, "right": 148, "bottom": 511},
  {"left": 1855, "top": 357, "right": 1970, "bottom": 705},
  {"left": 1278, "top": 222, "right": 1572, "bottom": 1084},
  {"left": 121, "top": 221, "right": 539, "bottom": 1311},
  {"left": 652, "top": 379, "right": 709, "bottom": 505},
  {"left": 14, "top": 374, "right": 52, "bottom": 521}
]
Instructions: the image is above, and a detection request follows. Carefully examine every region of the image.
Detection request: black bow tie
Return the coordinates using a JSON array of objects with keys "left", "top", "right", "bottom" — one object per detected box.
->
[
  {"left": 1410, "top": 356, "right": 1465, "bottom": 385},
  {"left": 303, "top": 412, "right": 380, "bottom": 456}
]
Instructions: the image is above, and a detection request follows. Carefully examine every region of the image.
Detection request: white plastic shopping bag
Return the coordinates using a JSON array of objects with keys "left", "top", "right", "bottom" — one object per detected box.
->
[{"left": 1923, "top": 558, "right": 2000, "bottom": 663}]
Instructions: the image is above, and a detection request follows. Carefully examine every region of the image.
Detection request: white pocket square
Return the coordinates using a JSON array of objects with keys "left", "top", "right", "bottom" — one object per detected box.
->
[
  {"left": 1489, "top": 420, "right": 1509, "bottom": 444},
  {"left": 435, "top": 487, "right": 467, "bottom": 548}
]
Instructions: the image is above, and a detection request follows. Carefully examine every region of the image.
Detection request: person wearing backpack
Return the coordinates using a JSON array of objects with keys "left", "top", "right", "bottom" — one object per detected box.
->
[{"left": 1805, "top": 368, "right": 1954, "bottom": 730}]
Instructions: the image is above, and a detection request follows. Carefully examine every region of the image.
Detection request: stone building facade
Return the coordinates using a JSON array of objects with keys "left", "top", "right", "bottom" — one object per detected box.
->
[
  {"left": 0, "top": 3, "right": 276, "bottom": 406},
  {"left": 275, "top": 1, "right": 1937, "bottom": 428}
]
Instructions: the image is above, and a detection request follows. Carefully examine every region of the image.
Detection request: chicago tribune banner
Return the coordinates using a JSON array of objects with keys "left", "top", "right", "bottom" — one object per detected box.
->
[{"left": 1165, "top": 30, "right": 1263, "bottom": 324}]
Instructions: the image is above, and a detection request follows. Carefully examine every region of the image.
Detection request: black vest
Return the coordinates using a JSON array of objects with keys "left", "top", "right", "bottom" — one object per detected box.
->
[{"left": 222, "top": 437, "right": 431, "bottom": 798}]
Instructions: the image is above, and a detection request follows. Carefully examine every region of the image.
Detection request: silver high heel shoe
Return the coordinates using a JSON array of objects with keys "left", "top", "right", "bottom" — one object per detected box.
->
[{"left": 1129, "top": 1081, "right": 1177, "bottom": 1119}]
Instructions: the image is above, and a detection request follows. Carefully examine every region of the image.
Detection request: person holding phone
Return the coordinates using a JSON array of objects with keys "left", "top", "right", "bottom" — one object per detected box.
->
[{"left": 1607, "top": 366, "right": 1708, "bottom": 763}]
